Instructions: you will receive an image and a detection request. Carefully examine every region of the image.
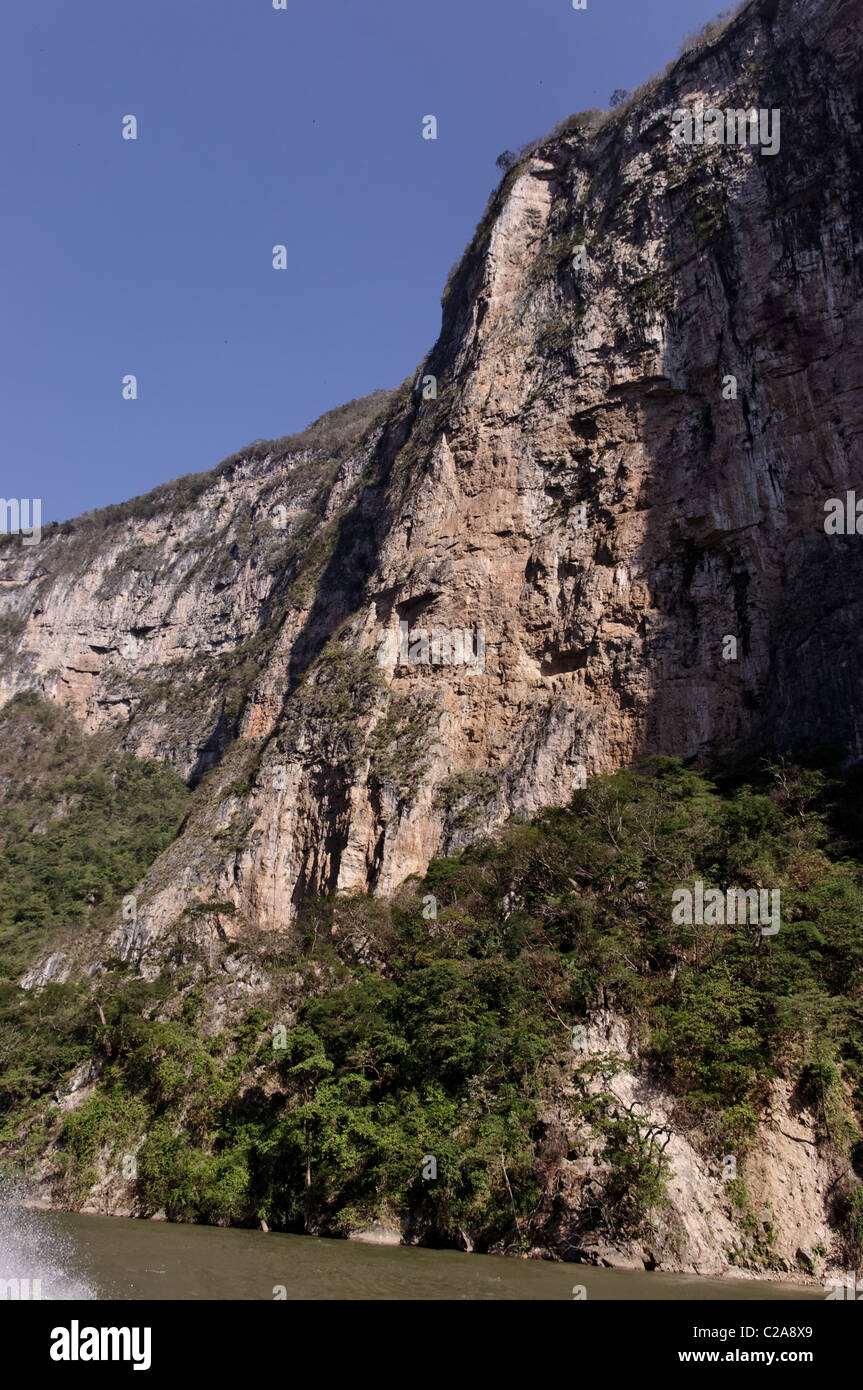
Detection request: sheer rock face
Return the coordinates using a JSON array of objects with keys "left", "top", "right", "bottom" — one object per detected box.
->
[
  {"left": 532, "top": 1012, "right": 836, "bottom": 1277},
  {"left": 2, "top": 0, "right": 863, "bottom": 952}
]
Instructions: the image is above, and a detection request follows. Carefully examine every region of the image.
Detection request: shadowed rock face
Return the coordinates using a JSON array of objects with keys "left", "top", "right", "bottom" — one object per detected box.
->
[{"left": 1, "top": 0, "right": 861, "bottom": 953}]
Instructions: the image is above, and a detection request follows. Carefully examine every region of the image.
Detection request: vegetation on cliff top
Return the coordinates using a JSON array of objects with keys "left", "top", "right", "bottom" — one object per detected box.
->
[{"left": 40, "top": 388, "right": 396, "bottom": 535}]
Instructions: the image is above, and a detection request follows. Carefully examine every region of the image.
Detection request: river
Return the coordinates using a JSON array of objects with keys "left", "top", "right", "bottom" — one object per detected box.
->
[{"left": 0, "top": 1205, "right": 823, "bottom": 1300}]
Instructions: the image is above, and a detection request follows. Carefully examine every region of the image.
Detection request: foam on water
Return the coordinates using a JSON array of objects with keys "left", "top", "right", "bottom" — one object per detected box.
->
[{"left": 0, "top": 1186, "right": 96, "bottom": 1300}]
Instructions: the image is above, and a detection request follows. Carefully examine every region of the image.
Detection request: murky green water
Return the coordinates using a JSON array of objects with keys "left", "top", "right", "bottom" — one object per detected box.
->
[{"left": 2, "top": 1207, "right": 823, "bottom": 1300}]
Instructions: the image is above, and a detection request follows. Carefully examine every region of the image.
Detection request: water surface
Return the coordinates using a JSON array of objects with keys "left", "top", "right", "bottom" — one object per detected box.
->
[{"left": 0, "top": 1207, "right": 823, "bottom": 1300}]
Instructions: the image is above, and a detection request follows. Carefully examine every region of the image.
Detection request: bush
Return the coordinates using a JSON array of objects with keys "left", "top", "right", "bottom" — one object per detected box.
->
[{"left": 5, "top": 753, "right": 863, "bottom": 1257}]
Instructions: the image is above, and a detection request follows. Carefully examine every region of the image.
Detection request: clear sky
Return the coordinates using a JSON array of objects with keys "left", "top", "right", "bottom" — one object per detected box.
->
[{"left": 1, "top": 0, "right": 733, "bottom": 523}]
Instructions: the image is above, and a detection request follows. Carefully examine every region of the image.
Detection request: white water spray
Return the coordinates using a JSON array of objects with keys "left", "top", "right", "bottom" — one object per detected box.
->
[{"left": 0, "top": 1185, "right": 96, "bottom": 1300}]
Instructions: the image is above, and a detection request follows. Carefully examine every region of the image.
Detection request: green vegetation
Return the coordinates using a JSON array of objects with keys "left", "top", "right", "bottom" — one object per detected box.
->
[
  {"left": 535, "top": 313, "right": 579, "bottom": 361},
  {"left": 693, "top": 197, "right": 728, "bottom": 245},
  {"left": 530, "top": 231, "right": 586, "bottom": 286},
  {"left": 44, "top": 389, "right": 396, "bottom": 537},
  {"left": 277, "top": 645, "right": 434, "bottom": 807},
  {"left": 0, "top": 694, "right": 189, "bottom": 1114},
  {"left": 553, "top": 109, "right": 606, "bottom": 136},
  {"left": 630, "top": 272, "right": 675, "bottom": 328},
  {"left": 367, "top": 693, "right": 436, "bottom": 802},
  {"left": 0, "top": 613, "right": 26, "bottom": 644},
  {"left": 0, "top": 751, "right": 188, "bottom": 966},
  {"left": 3, "top": 751, "right": 862, "bottom": 1262},
  {"left": 678, "top": 5, "right": 744, "bottom": 57},
  {"left": 434, "top": 770, "right": 500, "bottom": 834},
  {"left": 281, "top": 647, "right": 383, "bottom": 765}
]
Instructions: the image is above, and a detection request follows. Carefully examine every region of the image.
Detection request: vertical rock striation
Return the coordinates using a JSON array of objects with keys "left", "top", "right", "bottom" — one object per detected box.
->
[{"left": 1, "top": 0, "right": 862, "bottom": 954}]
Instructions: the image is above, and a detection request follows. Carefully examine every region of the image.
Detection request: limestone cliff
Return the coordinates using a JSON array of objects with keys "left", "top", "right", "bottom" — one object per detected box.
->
[
  {"left": 1, "top": 0, "right": 863, "bottom": 1277},
  {"left": 3, "top": 0, "right": 861, "bottom": 955}
]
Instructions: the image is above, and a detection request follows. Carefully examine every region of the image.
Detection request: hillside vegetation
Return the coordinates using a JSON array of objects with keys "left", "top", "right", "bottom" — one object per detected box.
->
[{"left": 1, "top": 715, "right": 861, "bottom": 1265}]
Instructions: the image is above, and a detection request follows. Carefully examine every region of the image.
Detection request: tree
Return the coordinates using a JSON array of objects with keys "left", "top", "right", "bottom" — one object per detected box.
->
[
  {"left": 495, "top": 150, "right": 518, "bottom": 173},
  {"left": 609, "top": 89, "right": 630, "bottom": 109}
]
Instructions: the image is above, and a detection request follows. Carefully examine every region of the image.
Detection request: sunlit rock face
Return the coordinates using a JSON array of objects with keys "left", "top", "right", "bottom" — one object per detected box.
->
[{"left": 1, "top": 0, "right": 862, "bottom": 948}]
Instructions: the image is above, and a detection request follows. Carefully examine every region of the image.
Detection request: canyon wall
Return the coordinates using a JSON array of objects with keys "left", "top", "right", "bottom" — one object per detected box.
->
[{"left": 1, "top": 0, "right": 861, "bottom": 962}]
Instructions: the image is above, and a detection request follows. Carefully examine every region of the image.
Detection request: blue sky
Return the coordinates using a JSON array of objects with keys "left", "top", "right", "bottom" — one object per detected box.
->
[{"left": 1, "top": 0, "right": 732, "bottom": 523}]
